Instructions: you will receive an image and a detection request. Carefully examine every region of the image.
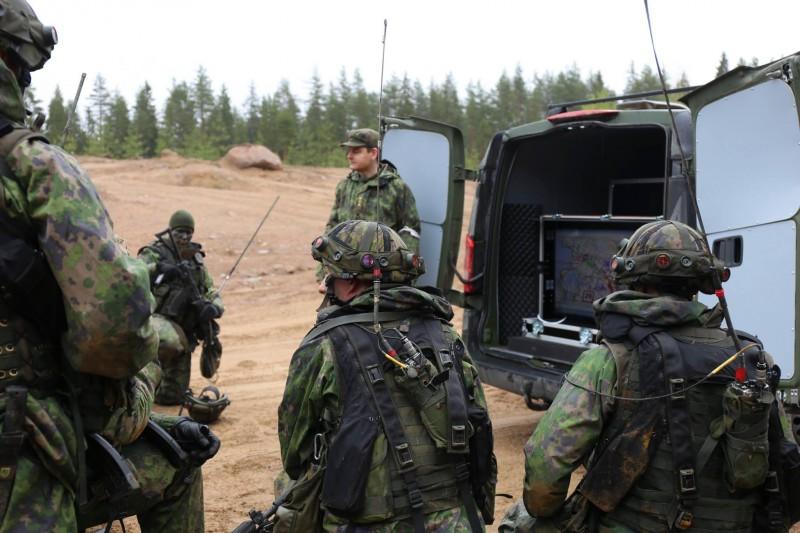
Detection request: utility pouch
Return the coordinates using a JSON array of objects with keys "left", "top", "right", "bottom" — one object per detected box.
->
[
  {"left": 468, "top": 402, "right": 497, "bottom": 524},
  {"left": 715, "top": 382, "right": 771, "bottom": 491},
  {"left": 321, "top": 414, "right": 379, "bottom": 515},
  {"left": 273, "top": 461, "right": 326, "bottom": 533},
  {"left": 393, "top": 363, "right": 451, "bottom": 450}
]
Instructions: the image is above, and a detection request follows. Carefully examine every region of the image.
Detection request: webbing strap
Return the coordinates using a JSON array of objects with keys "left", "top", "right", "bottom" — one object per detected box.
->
[
  {"left": 0, "top": 385, "right": 26, "bottom": 519},
  {"left": 301, "top": 311, "right": 412, "bottom": 345},
  {"left": 341, "top": 325, "right": 425, "bottom": 533},
  {"left": 654, "top": 332, "right": 698, "bottom": 530}
]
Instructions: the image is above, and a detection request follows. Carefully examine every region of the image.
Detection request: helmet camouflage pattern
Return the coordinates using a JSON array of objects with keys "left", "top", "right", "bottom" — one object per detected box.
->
[
  {"left": 312, "top": 219, "right": 424, "bottom": 283},
  {"left": 611, "top": 220, "right": 728, "bottom": 295},
  {"left": 169, "top": 209, "right": 195, "bottom": 231},
  {"left": 0, "top": 0, "right": 57, "bottom": 71}
]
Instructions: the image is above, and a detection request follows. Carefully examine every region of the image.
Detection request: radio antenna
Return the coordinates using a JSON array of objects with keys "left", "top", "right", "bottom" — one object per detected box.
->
[{"left": 642, "top": 0, "right": 766, "bottom": 382}]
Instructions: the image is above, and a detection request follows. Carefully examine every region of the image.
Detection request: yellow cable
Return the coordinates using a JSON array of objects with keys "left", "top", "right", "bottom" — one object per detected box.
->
[
  {"left": 710, "top": 343, "right": 760, "bottom": 376},
  {"left": 383, "top": 352, "right": 408, "bottom": 369}
]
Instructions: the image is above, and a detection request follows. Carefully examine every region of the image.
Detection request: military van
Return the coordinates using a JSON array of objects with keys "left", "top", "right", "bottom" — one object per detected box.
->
[{"left": 381, "top": 51, "right": 800, "bottom": 408}]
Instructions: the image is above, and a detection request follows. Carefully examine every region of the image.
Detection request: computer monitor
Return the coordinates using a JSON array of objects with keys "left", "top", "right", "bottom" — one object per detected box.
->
[{"left": 541, "top": 218, "right": 649, "bottom": 323}]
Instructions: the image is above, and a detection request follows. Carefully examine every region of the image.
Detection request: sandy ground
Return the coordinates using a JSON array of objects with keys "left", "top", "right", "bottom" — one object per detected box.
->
[{"left": 81, "top": 153, "right": 542, "bottom": 532}]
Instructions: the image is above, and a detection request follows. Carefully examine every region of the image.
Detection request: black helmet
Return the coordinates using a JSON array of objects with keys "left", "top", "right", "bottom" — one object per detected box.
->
[{"left": 182, "top": 386, "right": 230, "bottom": 424}]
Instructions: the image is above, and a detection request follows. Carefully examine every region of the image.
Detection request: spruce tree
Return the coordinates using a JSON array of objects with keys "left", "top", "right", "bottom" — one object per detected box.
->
[
  {"left": 45, "top": 85, "right": 67, "bottom": 140},
  {"left": 104, "top": 93, "right": 131, "bottom": 158},
  {"left": 715, "top": 52, "right": 730, "bottom": 77},
  {"left": 161, "top": 80, "right": 195, "bottom": 152},
  {"left": 132, "top": 82, "right": 158, "bottom": 157}
]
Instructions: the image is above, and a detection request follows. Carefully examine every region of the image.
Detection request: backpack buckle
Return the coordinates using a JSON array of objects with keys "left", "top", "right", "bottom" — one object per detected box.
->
[
  {"left": 395, "top": 443, "right": 414, "bottom": 469},
  {"left": 366, "top": 365, "right": 384, "bottom": 384},
  {"left": 678, "top": 468, "right": 696, "bottom": 493},
  {"left": 669, "top": 378, "right": 686, "bottom": 400}
]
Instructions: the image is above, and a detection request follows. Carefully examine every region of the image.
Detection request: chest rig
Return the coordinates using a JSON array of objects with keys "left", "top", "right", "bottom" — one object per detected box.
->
[
  {"left": 578, "top": 313, "right": 770, "bottom": 533},
  {"left": 322, "top": 314, "right": 487, "bottom": 532},
  {"left": 144, "top": 241, "right": 206, "bottom": 332}
]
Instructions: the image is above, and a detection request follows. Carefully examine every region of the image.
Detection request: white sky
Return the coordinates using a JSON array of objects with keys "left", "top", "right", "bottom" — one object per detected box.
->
[{"left": 27, "top": 0, "right": 800, "bottom": 112}]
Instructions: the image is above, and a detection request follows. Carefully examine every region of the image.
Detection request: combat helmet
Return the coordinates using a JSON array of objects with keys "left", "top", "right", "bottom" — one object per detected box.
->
[
  {"left": 182, "top": 386, "right": 230, "bottom": 424},
  {"left": 611, "top": 220, "right": 729, "bottom": 295},
  {"left": 312, "top": 220, "right": 424, "bottom": 283},
  {"left": 0, "top": 1, "right": 57, "bottom": 75},
  {"left": 169, "top": 209, "right": 195, "bottom": 231}
]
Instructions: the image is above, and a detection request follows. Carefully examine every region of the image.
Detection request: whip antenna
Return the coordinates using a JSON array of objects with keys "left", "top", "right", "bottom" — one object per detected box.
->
[
  {"left": 375, "top": 18, "right": 388, "bottom": 225},
  {"left": 642, "top": 0, "right": 766, "bottom": 379}
]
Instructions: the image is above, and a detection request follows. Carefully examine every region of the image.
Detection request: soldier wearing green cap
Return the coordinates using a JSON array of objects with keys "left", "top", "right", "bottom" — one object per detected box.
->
[
  {"left": 276, "top": 220, "right": 496, "bottom": 532},
  {"left": 138, "top": 209, "right": 225, "bottom": 405},
  {"left": 318, "top": 128, "right": 421, "bottom": 292},
  {"left": 513, "top": 220, "right": 796, "bottom": 532},
  {"left": 0, "top": 2, "right": 219, "bottom": 530}
]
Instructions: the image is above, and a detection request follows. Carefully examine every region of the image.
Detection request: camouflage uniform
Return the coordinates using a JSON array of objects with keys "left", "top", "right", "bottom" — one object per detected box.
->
[
  {"left": 138, "top": 236, "right": 223, "bottom": 404},
  {"left": 279, "top": 220, "right": 494, "bottom": 532},
  {"left": 0, "top": 32, "right": 206, "bottom": 531}
]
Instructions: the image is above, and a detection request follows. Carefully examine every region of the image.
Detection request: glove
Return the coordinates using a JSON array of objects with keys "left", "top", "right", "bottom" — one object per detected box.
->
[
  {"left": 197, "top": 300, "right": 222, "bottom": 322},
  {"left": 156, "top": 261, "right": 180, "bottom": 283},
  {"left": 170, "top": 417, "right": 221, "bottom": 466}
]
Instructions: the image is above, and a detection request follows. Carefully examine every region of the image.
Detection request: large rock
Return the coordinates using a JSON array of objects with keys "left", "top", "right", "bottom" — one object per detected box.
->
[{"left": 222, "top": 144, "right": 283, "bottom": 171}]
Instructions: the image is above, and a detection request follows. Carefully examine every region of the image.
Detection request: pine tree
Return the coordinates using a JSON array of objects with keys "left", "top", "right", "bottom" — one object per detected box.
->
[
  {"left": 258, "top": 95, "right": 278, "bottom": 151},
  {"left": 45, "top": 86, "right": 67, "bottom": 140},
  {"left": 625, "top": 63, "right": 666, "bottom": 94},
  {"left": 104, "top": 93, "right": 131, "bottom": 158},
  {"left": 88, "top": 74, "right": 110, "bottom": 133},
  {"left": 161, "top": 80, "right": 195, "bottom": 152},
  {"left": 715, "top": 52, "right": 730, "bottom": 77},
  {"left": 294, "top": 72, "right": 332, "bottom": 165},
  {"left": 351, "top": 69, "right": 376, "bottom": 129},
  {"left": 464, "top": 82, "right": 493, "bottom": 166},
  {"left": 132, "top": 82, "right": 158, "bottom": 157}
]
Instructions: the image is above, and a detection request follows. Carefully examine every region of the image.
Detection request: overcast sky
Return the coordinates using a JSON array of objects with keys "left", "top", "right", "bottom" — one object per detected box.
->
[{"left": 27, "top": 0, "right": 800, "bottom": 112}]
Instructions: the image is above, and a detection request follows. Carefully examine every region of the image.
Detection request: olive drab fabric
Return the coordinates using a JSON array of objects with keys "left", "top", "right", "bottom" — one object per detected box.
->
[
  {"left": 279, "top": 278, "right": 495, "bottom": 531},
  {"left": 611, "top": 220, "right": 727, "bottom": 295},
  {"left": 320, "top": 159, "right": 421, "bottom": 279},
  {"left": 340, "top": 128, "right": 380, "bottom": 149},
  {"left": 313, "top": 220, "right": 424, "bottom": 284},
  {"left": 523, "top": 291, "right": 789, "bottom": 532}
]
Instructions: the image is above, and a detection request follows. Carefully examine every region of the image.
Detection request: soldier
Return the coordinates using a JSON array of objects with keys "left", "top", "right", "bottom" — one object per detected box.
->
[
  {"left": 278, "top": 220, "right": 496, "bottom": 532},
  {"left": 0, "top": 1, "right": 219, "bottom": 531},
  {"left": 317, "top": 128, "right": 421, "bottom": 293},
  {"left": 521, "top": 220, "right": 797, "bottom": 532},
  {"left": 138, "top": 209, "right": 224, "bottom": 405}
]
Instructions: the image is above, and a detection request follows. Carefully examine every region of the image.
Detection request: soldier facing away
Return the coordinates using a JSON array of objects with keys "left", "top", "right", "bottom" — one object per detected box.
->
[
  {"left": 278, "top": 220, "right": 496, "bottom": 532},
  {"left": 317, "top": 128, "right": 421, "bottom": 292},
  {"left": 516, "top": 220, "right": 799, "bottom": 532},
  {"left": 0, "top": 1, "right": 219, "bottom": 530},
  {"left": 138, "top": 209, "right": 225, "bottom": 405}
]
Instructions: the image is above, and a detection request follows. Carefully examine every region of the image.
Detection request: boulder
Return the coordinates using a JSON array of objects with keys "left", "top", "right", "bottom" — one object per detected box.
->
[{"left": 222, "top": 144, "right": 283, "bottom": 171}]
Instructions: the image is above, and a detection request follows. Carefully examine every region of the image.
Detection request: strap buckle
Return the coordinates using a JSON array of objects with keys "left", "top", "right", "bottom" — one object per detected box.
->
[
  {"left": 673, "top": 508, "right": 694, "bottom": 530},
  {"left": 451, "top": 425, "right": 467, "bottom": 449},
  {"left": 765, "top": 470, "right": 780, "bottom": 493},
  {"left": 366, "top": 365, "right": 384, "bottom": 385},
  {"left": 395, "top": 443, "right": 414, "bottom": 470},
  {"left": 407, "top": 487, "right": 424, "bottom": 509},
  {"left": 678, "top": 468, "right": 696, "bottom": 493},
  {"left": 669, "top": 378, "right": 686, "bottom": 400},
  {"left": 438, "top": 349, "right": 453, "bottom": 369}
]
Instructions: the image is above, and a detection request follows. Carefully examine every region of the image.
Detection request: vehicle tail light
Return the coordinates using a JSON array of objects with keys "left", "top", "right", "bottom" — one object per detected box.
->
[{"left": 463, "top": 233, "right": 476, "bottom": 294}]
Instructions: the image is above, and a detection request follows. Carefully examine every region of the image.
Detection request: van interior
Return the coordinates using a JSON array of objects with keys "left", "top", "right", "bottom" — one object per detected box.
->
[{"left": 495, "top": 122, "right": 670, "bottom": 355}]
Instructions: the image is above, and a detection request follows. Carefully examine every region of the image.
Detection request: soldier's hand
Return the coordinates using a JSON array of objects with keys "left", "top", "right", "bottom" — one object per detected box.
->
[
  {"left": 156, "top": 261, "right": 180, "bottom": 282},
  {"left": 197, "top": 301, "right": 222, "bottom": 322},
  {"left": 170, "top": 417, "right": 221, "bottom": 466}
]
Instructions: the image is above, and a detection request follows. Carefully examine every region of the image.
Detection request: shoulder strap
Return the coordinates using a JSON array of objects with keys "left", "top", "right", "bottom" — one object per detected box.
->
[
  {"left": 301, "top": 311, "right": 412, "bottom": 346},
  {"left": 334, "top": 324, "right": 426, "bottom": 533}
]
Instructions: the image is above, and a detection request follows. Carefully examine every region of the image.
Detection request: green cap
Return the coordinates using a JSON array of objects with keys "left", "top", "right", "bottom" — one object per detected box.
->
[
  {"left": 169, "top": 209, "right": 195, "bottom": 231},
  {"left": 340, "top": 128, "right": 379, "bottom": 149}
]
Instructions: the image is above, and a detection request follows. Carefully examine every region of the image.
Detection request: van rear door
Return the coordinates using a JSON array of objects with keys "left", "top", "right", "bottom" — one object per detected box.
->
[
  {"left": 381, "top": 116, "right": 467, "bottom": 296},
  {"left": 683, "top": 54, "right": 800, "bottom": 386}
]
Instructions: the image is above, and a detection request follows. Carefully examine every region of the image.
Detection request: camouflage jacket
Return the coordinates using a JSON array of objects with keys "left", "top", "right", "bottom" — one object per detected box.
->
[
  {"left": 278, "top": 286, "right": 489, "bottom": 522},
  {"left": 325, "top": 162, "right": 420, "bottom": 236},
  {"left": 523, "top": 291, "right": 760, "bottom": 520},
  {"left": 0, "top": 60, "right": 161, "bottom": 489}
]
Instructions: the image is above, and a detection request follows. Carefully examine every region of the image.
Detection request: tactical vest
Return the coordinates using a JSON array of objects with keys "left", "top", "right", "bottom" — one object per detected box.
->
[
  {"left": 141, "top": 241, "right": 206, "bottom": 334},
  {"left": 322, "top": 315, "right": 483, "bottom": 529},
  {"left": 578, "top": 314, "right": 766, "bottom": 533}
]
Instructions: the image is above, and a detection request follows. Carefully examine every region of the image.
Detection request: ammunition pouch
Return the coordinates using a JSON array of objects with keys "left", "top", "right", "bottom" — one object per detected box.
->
[{"left": 272, "top": 461, "right": 326, "bottom": 533}]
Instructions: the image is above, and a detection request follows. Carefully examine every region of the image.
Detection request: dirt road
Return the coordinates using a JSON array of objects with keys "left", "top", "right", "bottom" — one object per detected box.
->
[{"left": 84, "top": 153, "right": 539, "bottom": 532}]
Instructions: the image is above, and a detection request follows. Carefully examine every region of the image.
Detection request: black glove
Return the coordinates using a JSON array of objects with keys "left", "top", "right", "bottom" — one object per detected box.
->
[
  {"left": 197, "top": 300, "right": 222, "bottom": 322},
  {"left": 170, "top": 417, "right": 221, "bottom": 466},
  {"left": 156, "top": 261, "right": 180, "bottom": 283}
]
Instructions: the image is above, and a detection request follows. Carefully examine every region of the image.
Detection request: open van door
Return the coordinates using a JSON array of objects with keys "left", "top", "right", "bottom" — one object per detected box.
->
[
  {"left": 381, "top": 116, "right": 467, "bottom": 298},
  {"left": 682, "top": 53, "right": 800, "bottom": 387}
]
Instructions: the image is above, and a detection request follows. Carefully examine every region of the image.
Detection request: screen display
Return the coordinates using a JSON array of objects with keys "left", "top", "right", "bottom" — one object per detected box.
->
[{"left": 552, "top": 227, "right": 630, "bottom": 318}]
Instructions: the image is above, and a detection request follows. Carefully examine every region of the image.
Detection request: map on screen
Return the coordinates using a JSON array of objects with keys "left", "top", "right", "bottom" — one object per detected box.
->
[{"left": 553, "top": 227, "right": 629, "bottom": 318}]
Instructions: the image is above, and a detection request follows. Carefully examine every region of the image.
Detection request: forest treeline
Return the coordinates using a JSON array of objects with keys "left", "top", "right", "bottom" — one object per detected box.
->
[{"left": 31, "top": 52, "right": 750, "bottom": 167}]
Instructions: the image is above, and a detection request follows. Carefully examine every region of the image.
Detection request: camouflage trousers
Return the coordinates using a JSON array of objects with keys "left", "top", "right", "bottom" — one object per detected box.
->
[
  {"left": 153, "top": 315, "right": 193, "bottom": 405},
  {"left": 323, "top": 505, "right": 482, "bottom": 532},
  {"left": 0, "top": 433, "right": 204, "bottom": 532}
]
